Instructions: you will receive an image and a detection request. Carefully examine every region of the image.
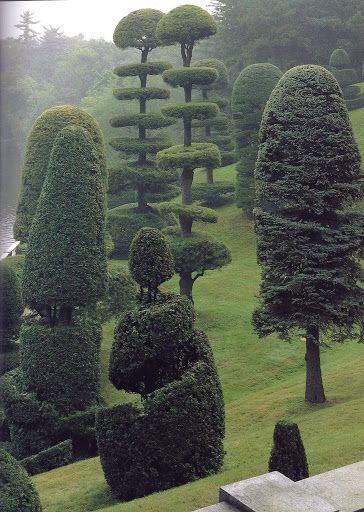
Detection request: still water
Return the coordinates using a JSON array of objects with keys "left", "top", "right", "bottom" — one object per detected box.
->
[{"left": 1, "top": 157, "right": 21, "bottom": 255}]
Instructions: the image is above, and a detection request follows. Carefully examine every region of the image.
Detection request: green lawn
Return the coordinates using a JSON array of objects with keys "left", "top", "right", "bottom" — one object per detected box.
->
[{"left": 34, "top": 107, "right": 364, "bottom": 512}]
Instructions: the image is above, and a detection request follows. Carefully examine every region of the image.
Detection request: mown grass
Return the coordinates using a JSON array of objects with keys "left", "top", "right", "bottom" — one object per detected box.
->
[{"left": 34, "top": 107, "right": 364, "bottom": 512}]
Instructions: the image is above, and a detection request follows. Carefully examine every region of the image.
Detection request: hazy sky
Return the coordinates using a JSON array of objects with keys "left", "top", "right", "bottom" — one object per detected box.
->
[{"left": 1, "top": 1, "right": 213, "bottom": 41}]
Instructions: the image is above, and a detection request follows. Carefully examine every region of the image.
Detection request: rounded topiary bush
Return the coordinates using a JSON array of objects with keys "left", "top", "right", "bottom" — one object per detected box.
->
[
  {"left": 329, "top": 48, "right": 350, "bottom": 68},
  {"left": 0, "top": 261, "right": 24, "bottom": 352},
  {"left": 269, "top": 420, "right": 309, "bottom": 481},
  {"left": 129, "top": 227, "right": 174, "bottom": 299},
  {"left": 14, "top": 105, "right": 107, "bottom": 242},
  {"left": 20, "top": 317, "right": 102, "bottom": 415},
  {"left": 113, "top": 8, "right": 164, "bottom": 50},
  {"left": 0, "top": 448, "right": 42, "bottom": 512}
]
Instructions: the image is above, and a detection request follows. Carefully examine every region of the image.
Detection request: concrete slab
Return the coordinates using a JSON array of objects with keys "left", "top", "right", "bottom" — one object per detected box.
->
[
  {"left": 294, "top": 460, "right": 364, "bottom": 512},
  {"left": 193, "top": 503, "right": 239, "bottom": 512},
  {"left": 220, "top": 471, "right": 338, "bottom": 512}
]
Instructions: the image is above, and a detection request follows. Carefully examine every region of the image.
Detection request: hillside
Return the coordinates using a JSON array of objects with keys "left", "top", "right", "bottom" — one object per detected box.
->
[{"left": 33, "top": 105, "right": 364, "bottom": 512}]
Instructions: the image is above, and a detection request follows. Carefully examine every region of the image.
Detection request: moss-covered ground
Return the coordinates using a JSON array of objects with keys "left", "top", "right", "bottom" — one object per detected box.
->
[{"left": 33, "top": 106, "right": 364, "bottom": 512}]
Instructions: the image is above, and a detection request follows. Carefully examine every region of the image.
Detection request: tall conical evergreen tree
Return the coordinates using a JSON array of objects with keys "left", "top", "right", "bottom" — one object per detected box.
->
[
  {"left": 109, "top": 9, "right": 176, "bottom": 213},
  {"left": 231, "top": 63, "right": 282, "bottom": 217},
  {"left": 156, "top": 5, "right": 231, "bottom": 301},
  {"left": 253, "top": 65, "right": 364, "bottom": 403}
]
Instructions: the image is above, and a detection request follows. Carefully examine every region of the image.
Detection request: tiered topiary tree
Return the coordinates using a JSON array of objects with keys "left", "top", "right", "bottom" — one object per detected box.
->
[
  {"left": 329, "top": 48, "right": 364, "bottom": 110},
  {"left": 3, "top": 123, "right": 108, "bottom": 460},
  {"left": 14, "top": 105, "right": 107, "bottom": 243},
  {"left": 0, "top": 448, "right": 42, "bottom": 511},
  {"left": 96, "top": 229, "right": 224, "bottom": 501},
  {"left": 231, "top": 63, "right": 282, "bottom": 217},
  {"left": 107, "top": 9, "right": 178, "bottom": 257},
  {"left": 268, "top": 420, "right": 309, "bottom": 481},
  {"left": 155, "top": 5, "right": 231, "bottom": 301},
  {"left": 253, "top": 65, "right": 364, "bottom": 404}
]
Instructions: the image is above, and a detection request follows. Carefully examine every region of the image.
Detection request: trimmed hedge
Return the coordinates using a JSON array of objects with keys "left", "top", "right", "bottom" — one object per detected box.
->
[
  {"left": 129, "top": 228, "right": 174, "bottom": 299},
  {"left": 193, "top": 134, "right": 233, "bottom": 150},
  {"left": 0, "top": 262, "right": 23, "bottom": 351},
  {"left": 192, "top": 182, "right": 235, "bottom": 207},
  {"left": 113, "top": 9, "right": 164, "bottom": 50},
  {"left": 329, "top": 48, "right": 350, "bottom": 68},
  {"left": 109, "top": 112, "right": 174, "bottom": 129},
  {"left": 333, "top": 68, "right": 359, "bottom": 88},
  {"left": 109, "top": 136, "right": 170, "bottom": 154},
  {"left": 192, "top": 58, "right": 229, "bottom": 90},
  {"left": 59, "top": 407, "right": 98, "bottom": 458},
  {"left": 193, "top": 113, "right": 229, "bottom": 130},
  {"left": 159, "top": 202, "right": 218, "bottom": 224},
  {"left": 157, "top": 143, "right": 221, "bottom": 171},
  {"left": 14, "top": 105, "right": 107, "bottom": 242},
  {"left": 97, "top": 268, "right": 137, "bottom": 320},
  {"left": 156, "top": 5, "right": 217, "bottom": 45},
  {"left": 20, "top": 440, "right": 72, "bottom": 476},
  {"left": 108, "top": 160, "right": 176, "bottom": 191},
  {"left": 162, "top": 67, "right": 218, "bottom": 88},
  {"left": 113, "top": 87, "right": 170, "bottom": 101},
  {"left": 114, "top": 61, "right": 171, "bottom": 77},
  {"left": 20, "top": 318, "right": 101, "bottom": 415},
  {"left": 22, "top": 125, "right": 107, "bottom": 315},
  {"left": 0, "top": 448, "right": 42, "bottom": 511},
  {"left": 161, "top": 102, "right": 219, "bottom": 120}
]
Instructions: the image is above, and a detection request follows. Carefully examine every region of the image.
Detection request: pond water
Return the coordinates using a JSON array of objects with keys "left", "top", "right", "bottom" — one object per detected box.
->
[{"left": 1, "top": 157, "right": 21, "bottom": 255}]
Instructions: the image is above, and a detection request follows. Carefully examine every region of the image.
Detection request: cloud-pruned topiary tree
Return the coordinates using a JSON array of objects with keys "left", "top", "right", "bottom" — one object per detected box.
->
[
  {"left": 253, "top": 65, "right": 364, "bottom": 404},
  {"left": 156, "top": 5, "right": 231, "bottom": 301},
  {"left": 22, "top": 125, "right": 107, "bottom": 326},
  {"left": 97, "top": 290, "right": 224, "bottom": 500},
  {"left": 129, "top": 227, "right": 174, "bottom": 301},
  {"left": 231, "top": 63, "right": 282, "bottom": 218},
  {"left": 329, "top": 48, "right": 364, "bottom": 110},
  {"left": 0, "top": 448, "right": 42, "bottom": 511},
  {"left": 14, "top": 105, "right": 107, "bottom": 242},
  {"left": 268, "top": 420, "right": 309, "bottom": 481},
  {"left": 108, "top": 9, "right": 177, "bottom": 255}
]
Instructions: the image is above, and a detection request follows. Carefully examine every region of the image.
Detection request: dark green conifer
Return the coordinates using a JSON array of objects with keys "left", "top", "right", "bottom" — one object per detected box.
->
[
  {"left": 0, "top": 262, "right": 24, "bottom": 351},
  {"left": 231, "top": 63, "right": 282, "bottom": 217},
  {"left": 253, "top": 65, "right": 364, "bottom": 403},
  {"left": 269, "top": 420, "right": 309, "bottom": 481},
  {"left": 329, "top": 48, "right": 364, "bottom": 110}
]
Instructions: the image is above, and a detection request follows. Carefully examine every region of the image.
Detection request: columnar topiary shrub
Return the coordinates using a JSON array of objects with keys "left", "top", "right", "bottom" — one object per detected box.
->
[
  {"left": 0, "top": 448, "right": 42, "bottom": 511},
  {"left": 129, "top": 227, "right": 174, "bottom": 301},
  {"left": 329, "top": 48, "right": 364, "bottom": 110},
  {"left": 96, "top": 294, "right": 224, "bottom": 500},
  {"left": 253, "top": 65, "right": 364, "bottom": 404},
  {"left": 231, "top": 63, "right": 282, "bottom": 217},
  {"left": 269, "top": 420, "right": 309, "bottom": 481},
  {"left": 156, "top": 5, "right": 231, "bottom": 300},
  {"left": 14, "top": 105, "right": 107, "bottom": 242},
  {"left": 0, "top": 261, "right": 23, "bottom": 352}
]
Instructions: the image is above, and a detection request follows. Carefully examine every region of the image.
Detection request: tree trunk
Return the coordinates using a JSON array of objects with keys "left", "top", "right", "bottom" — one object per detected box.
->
[
  {"left": 181, "top": 167, "right": 193, "bottom": 205},
  {"left": 305, "top": 326, "right": 326, "bottom": 404},
  {"left": 137, "top": 185, "right": 147, "bottom": 213},
  {"left": 179, "top": 214, "right": 193, "bottom": 237},
  {"left": 206, "top": 167, "right": 214, "bottom": 184},
  {"left": 179, "top": 272, "right": 194, "bottom": 302}
]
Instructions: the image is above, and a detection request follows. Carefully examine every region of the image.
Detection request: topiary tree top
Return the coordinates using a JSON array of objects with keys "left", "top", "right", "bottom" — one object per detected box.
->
[
  {"left": 156, "top": 5, "right": 217, "bottom": 66},
  {"left": 329, "top": 48, "right": 350, "bottom": 69},
  {"left": 192, "top": 58, "right": 229, "bottom": 91},
  {"left": 22, "top": 125, "right": 107, "bottom": 324},
  {"left": 14, "top": 105, "right": 107, "bottom": 243},
  {"left": 129, "top": 227, "right": 174, "bottom": 301},
  {"left": 113, "top": 9, "right": 164, "bottom": 56}
]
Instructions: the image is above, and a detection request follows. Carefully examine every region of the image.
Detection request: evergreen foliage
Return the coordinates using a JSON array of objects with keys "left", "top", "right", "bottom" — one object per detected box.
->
[
  {"left": 192, "top": 182, "right": 235, "bottom": 207},
  {"left": 268, "top": 420, "right": 309, "bottom": 481},
  {"left": 231, "top": 63, "right": 282, "bottom": 217},
  {"left": 253, "top": 65, "right": 364, "bottom": 403},
  {"left": 329, "top": 48, "right": 364, "bottom": 110},
  {"left": 20, "top": 440, "right": 72, "bottom": 476},
  {"left": 22, "top": 125, "right": 107, "bottom": 324},
  {"left": 14, "top": 105, "right": 107, "bottom": 242},
  {"left": 0, "top": 448, "right": 42, "bottom": 512},
  {"left": 0, "top": 262, "right": 24, "bottom": 351},
  {"left": 113, "top": 9, "right": 164, "bottom": 51},
  {"left": 129, "top": 228, "right": 174, "bottom": 300}
]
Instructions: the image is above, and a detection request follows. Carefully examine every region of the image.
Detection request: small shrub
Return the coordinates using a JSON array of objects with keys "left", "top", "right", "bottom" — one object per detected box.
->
[
  {"left": 20, "top": 440, "right": 72, "bottom": 476},
  {"left": 269, "top": 420, "right": 309, "bottom": 481},
  {"left": 0, "top": 448, "right": 42, "bottom": 511}
]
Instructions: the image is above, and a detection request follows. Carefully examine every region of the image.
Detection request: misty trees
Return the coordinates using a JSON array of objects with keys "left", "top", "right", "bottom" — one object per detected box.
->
[
  {"left": 15, "top": 11, "right": 39, "bottom": 43},
  {"left": 232, "top": 63, "right": 282, "bottom": 217},
  {"left": 253, "top": 65, "right": 364, "bottom": 404}
]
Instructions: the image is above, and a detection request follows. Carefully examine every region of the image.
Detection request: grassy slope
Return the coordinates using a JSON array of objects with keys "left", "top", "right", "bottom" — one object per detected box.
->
[{"left": 34, "top": 106, "right": 364, "bottom": 512}]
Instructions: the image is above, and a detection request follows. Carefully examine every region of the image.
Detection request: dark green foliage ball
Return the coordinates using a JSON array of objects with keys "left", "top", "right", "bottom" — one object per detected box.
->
[
  {"left": 99, "top": 268, "right": 137, "bottom": 320},
  {"left": 157, "top": 143, "right": 221, "bottom": 171},
  {"left": 113, "top": 9, "right": 164, "bottom": 50},
  {"left": 192, "top": 58, "right": 229, "bottom": 90},
  {"left": 20, "top": 317, "right": 101, "bottom": 415},
  {"left": 231, "top": 63, "right": 282, "bottom": 217},
  {"left": 329, "top": 48, "right": 350, "bottom": 68},
  {"left": 0, "top": 261, "right": 24, "bottom": 351},
  {"left": 109, "top": 294, "right": 196, "bottom": 394},
  {"left": 0, "top": 448, "right": 42, "bottom": 511},
  {"left": 14, "top": 105, "right": 107, "bottom": 242},
  {"left": 269, "top": 420, "right": 309, "bottom": 481},
  {"left": 129, "top": 228, "right": 174, "bottom": 298},
  {"left": 22, "top": 125, "right": 107, "bottom": 314},
  {"left": 20, "top": 440, "right": 72, "bottom": 476},
  {"left": 253, "top": 64, "right": 364, "bottom": 341},
  {"left": 156, "top": 5, "right": 217, "bottom": 45},
  {"left": 192, "top": 182, "right": 235, "bottom": 207}
]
